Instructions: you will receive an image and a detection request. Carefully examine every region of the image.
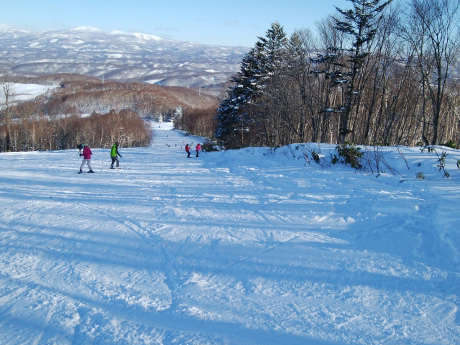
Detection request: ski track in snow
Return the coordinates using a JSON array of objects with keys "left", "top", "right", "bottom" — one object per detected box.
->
[{"left": 0, "top": 122, "right": 459, "bottom": 345}]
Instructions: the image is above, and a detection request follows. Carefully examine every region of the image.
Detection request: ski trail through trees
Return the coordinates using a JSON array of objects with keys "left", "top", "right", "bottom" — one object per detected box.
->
[{"left": 0, "top": 122, "right": 459, "bottom": 344}]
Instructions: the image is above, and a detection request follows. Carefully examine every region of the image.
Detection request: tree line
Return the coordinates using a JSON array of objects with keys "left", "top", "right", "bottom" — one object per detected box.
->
[
  {"left": 0, "top": 75, "right": 218, "bottom": 152},
  {"left": 0, "top": 108, "right": 151, "bottom": 152},
  {"left": 212, "top": 0, "right": 460, "bottom": 149}
]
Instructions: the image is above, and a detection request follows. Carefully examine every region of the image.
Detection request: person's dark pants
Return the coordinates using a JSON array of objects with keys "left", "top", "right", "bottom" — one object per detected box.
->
[
  {"left": 111, "top": 156, "right": 119, "bottom": 168},
  {"left": 187, "top": 151, "right": 190, "bottom": 158}
]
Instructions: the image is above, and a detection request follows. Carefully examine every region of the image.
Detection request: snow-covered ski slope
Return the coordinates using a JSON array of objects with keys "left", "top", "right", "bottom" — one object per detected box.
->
[{"left": 1, "top": 122, "right": 459, "bottom": 345}]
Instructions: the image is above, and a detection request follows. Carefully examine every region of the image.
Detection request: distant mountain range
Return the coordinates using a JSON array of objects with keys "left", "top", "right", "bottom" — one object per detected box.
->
[{"left": 0, "top": 26, "right": 249, "bottom": 89}]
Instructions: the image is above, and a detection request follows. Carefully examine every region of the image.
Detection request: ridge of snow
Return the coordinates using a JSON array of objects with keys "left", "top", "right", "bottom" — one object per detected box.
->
[
  {"left": 70, "top": 26, "right": 104, "bottom": 32},
  {"left": 133, "top": 32, "right": 163, "bottom": 41}
]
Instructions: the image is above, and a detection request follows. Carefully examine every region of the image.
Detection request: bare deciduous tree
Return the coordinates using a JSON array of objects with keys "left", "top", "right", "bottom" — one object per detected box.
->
[
  {"left": 403, "top": 0, "right": 460, "bottom": 145},
  {"left": 1, "top": 72, "right": 15, "bottom": 151}
]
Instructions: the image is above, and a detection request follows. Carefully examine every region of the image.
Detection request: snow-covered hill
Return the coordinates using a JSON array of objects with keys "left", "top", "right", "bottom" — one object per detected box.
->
[
  {"left": 0, "top": 122, "right": 459, "bottom": 344},
  {"left": 0, "top": 83, "right": 55, "bottom": 106},
  {"left": 0, "top": 27, "right": 248, "bottom": 88}
]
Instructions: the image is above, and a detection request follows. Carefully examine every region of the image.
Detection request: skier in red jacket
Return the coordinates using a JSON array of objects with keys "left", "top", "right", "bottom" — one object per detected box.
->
[
  {"left": 79, "top": 144, "right": 94, "bottom": 173},
  {"left": 185, "top": 144, "right": 191, "bottom": 158}
]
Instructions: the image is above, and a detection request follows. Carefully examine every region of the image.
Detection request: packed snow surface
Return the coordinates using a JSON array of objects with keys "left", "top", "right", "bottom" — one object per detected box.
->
[{"left": 0, "top": 122, "right": 459, "bottom": 345}]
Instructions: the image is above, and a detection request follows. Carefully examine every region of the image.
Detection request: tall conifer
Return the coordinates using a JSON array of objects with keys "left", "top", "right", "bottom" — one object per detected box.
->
[
  {"left": 333, "top": 0, "right": 392, "bottom": 143},
  {"left": 215, "top": 22, "right": 287, "bottom": 148}
]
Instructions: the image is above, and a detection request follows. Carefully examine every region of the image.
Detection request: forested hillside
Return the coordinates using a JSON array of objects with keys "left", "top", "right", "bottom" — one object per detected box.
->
[
  {"left": 0, "top": 74, "right": 218, "bottom": 152},
  {"left": 214, "top": 0, "right": 460, "bottom": 149}
]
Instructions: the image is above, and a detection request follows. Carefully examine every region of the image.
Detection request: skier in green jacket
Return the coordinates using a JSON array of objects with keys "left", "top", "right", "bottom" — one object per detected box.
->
[{"left": 110, "top": 142, "right": 122, "bottom": 169}]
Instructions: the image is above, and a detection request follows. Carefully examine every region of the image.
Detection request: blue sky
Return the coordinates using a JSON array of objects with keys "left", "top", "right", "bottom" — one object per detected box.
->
[{"left": 0, "top": 0, "right": 347, "bottom": 47}]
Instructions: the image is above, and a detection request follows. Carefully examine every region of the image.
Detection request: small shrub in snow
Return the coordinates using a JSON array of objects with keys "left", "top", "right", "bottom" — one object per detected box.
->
[
  {"left": 416, "top": 172, "right": 426, "bottom": 180},
  {"left": 202, "top": 140, "right": 219, "bottom": 152},
  {"left": 444, "top": 139, "right": 458, "bottom": 149},
  {"left": 436, "top": 151, "right": 451, "bottom": 178},
  {"left": 301, "top": 144, "right": 330, "bottom": 168},
  {"left": 363, "top": 146, "right": 400, "bottom": 175},
  {"left": 335, "top": 143, "right": 363, "bottom": 170},
  {"left": 311, "top": 151, "right": 320, "bottom": 164},
  {"left": 418, "top": 146, "right": 452, "bottom": 179},
  {"left": 331, "top": 154, "right": 339, "bottom": 165}
]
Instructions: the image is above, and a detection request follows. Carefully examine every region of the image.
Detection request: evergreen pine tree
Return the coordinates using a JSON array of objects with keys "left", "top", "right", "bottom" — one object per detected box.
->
[
  {"left": 258, "top": 22, "right": 288, "bottom": 78},
  {"left": 215, "top": 22, "right": 288, "bottom": 148},
  {"left": 286, "top": 30, "right": 314, "bottom": 141},
  {"left": 215, "top": 46, "right": 263, "bottom": 147},
  {"left": 333, "top": 0, "right": 392, "bottom": 143}
]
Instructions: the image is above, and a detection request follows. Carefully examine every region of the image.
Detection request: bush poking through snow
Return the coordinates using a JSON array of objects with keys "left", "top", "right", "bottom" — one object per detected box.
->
[
  {"left": 311, "top": 151, "right": 321, "bottom": 164},
  {"left": 444, "top": 139, "right": 458, "bottom": 149},
  {"left": 436, "top": 151, "right": 450, "bottom": 178},
  {"left": 416, "top": 172, "right": 426, "bottom": 180},
  {"left": 202, "top": 140, "right": 219, "bottom": 152},
  {"left": 335, "top": 143, "right": 364, "bottom": 170}
]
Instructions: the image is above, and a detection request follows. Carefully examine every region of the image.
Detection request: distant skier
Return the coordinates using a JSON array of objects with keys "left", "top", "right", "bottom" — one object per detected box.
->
[
  {"left": 79, "top": 144, "right": 94, "bottom": 173},
  {"left": 77, "top": 143, "right": 83, "bottom": 155},
  {"left": 195, "top": 143, "right": 201, "bottom": 157},
  {"left": 185, "top": 144, "right": 191, "bottom": 158},
  {"left": 110, "top": 141, "right": 122, "bottom": 169}
]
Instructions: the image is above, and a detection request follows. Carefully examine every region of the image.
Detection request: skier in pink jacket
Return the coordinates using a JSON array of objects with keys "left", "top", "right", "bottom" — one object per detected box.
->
[
  {"left": 195, "top": 143, "right": 201, "bottom": 157},
  {"left": 79, "top": 144, "right": 94, "bottom": 173}
]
